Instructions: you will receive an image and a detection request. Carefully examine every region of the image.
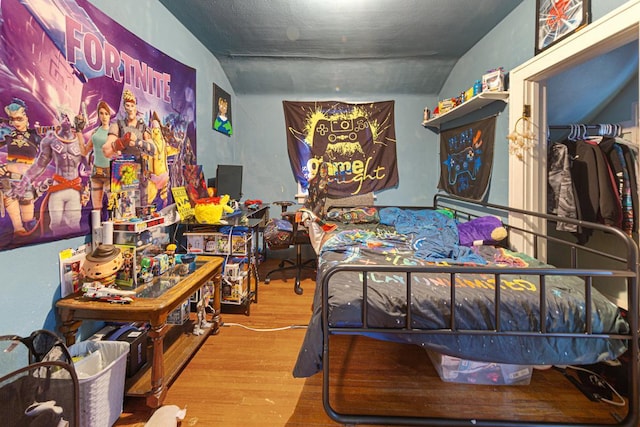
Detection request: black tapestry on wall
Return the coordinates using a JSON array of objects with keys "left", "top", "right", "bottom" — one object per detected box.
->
[
  {"left": 438, "top": 116, "right": 496, "bottom": 200},
  {"left": 283, "top": 100, "right": 398, "bottom": 197}
]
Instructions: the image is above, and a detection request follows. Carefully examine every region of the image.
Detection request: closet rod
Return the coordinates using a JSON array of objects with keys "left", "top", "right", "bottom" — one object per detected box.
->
[{"left": 548, "top": 124, "right": 605, "bottom": 130}]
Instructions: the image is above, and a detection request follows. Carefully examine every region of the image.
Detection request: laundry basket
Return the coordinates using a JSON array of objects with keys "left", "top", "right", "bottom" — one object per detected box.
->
[
  {"left": 0, "top": 330, "right": 80, "bottom": 427},
  {"left": 69, "top": 340, "right": 130, "bottom": 427}
]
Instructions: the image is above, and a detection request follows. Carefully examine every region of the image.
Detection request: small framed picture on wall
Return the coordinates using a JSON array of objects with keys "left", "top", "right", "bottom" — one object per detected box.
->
[
  {"left": 535, "top": 0, "right": 590, "bottom": 54},
  {"left": 212, "top": 83, "right": 233, "bottom": 136}
]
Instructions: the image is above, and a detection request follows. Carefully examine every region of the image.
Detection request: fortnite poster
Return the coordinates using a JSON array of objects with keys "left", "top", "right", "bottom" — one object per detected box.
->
[
  {"left": 438, "top": 116, "right": 495, "bottom": 200},
  {"left": 0, "top": 0, "right": 197, "bottom": 251},
  {"left": 283, "top": 100, "right": 398, "bottom": 197}
]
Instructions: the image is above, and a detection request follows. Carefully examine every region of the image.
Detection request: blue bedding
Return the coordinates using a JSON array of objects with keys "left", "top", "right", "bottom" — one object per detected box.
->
[{"left": 292, "top": 209, "right": 629, "bottom": 378}]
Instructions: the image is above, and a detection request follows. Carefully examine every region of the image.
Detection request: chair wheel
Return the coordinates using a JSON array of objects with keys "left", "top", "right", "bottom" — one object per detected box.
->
[
  {"left": 294, "top": 285, "right": 303, "bottom": 295},
  {"left": 264, "top": 277, "right": 271, "bottom": 284}
]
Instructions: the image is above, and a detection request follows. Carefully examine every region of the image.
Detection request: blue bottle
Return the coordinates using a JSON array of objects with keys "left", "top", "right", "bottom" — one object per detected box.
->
[{"left": 473, "top": 80, "right": 482, "bottom": 96}]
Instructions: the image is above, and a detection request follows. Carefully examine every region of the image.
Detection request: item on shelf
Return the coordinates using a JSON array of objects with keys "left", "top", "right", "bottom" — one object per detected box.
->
[
  {"left": 136, "top": 204, "right": 157, "bottom": 219},
  {"left": 464, "top": 86, "right": 475, "bottom": 102},
  {"left": 438, "top": 98, "right": 455, "bottom": 115},
  {"left": 482, "top": 67, "right": 505, "bottom": 92},
  {"left": 221, "top": 270, "right": 248, "bottom": 304},
  {"left": 112, "top": 215, "right": 165, "bottom": 232},
  {"left": 152, "top": 254, "right": 170, "bottom": 276},
  {"left": 422, "top": 107, "right": 431, "bottom": 125},
  {"left": 474, "top": 79, "right": 483, "bottom": 95}
]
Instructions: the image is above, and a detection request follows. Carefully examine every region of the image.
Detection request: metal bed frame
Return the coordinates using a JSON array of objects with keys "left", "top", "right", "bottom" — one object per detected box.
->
[{"left": 320, "top": 194, "right": 639, "bottom": 426}]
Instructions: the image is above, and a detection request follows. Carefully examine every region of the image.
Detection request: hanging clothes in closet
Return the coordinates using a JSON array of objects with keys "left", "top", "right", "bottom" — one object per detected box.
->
[
  {"left": 547, "top": 126, "right": 626, "bottom": 243},
  {"left": 547, "top": 143, "right": 579, "bottom": 233},
  {"left": 548, "top": 125, "right": 638, "bottom": 243},
  {"left": 597, "top": 136, "right": 638, "bottom": 236}
]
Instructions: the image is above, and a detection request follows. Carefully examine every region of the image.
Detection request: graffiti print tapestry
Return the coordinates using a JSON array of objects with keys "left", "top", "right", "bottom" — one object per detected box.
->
[
  {"left": 283, "top": 100, "right": 398, "bottom": 197},
  {"left": 438, "top": 116, "right": 496, "bottom": 200},
  {"left": 0, "top": 0, "right": 197, "bottom": 251}
]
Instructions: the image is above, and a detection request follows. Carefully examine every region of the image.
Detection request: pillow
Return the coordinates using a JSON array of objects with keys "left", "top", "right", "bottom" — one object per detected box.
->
[{"left": 326, "top": 206, "right": 379, "bottom": 224}]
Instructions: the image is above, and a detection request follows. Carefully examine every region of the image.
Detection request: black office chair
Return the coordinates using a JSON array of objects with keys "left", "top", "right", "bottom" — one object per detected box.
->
[{"left": 263, "top": 201, "right": 316, "bottom": 295}]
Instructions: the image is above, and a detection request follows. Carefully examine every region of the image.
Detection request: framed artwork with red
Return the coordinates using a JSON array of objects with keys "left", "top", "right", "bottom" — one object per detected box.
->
[{"left": 535, "top": 0, "right": 590, "bottom": 54}]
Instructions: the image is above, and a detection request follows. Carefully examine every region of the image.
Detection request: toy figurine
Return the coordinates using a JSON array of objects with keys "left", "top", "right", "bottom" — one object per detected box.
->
[{"left": 193, "top": 285, "right": 212, "bottom": 335}]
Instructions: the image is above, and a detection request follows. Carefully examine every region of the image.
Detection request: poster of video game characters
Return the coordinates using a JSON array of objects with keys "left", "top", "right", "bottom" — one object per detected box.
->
[{"left": 0, "top": 0, "right": 197, "bottom": 251}]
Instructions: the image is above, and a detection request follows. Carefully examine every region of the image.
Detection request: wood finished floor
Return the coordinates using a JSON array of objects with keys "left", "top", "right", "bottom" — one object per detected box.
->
[{"left": 115, "top": 258, "right": 629, "bottom": 426}]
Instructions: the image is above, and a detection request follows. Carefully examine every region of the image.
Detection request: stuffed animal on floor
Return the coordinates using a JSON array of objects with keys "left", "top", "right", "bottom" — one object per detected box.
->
[{"left": 456, "top": 215, "right": 508, "bottom": 246}]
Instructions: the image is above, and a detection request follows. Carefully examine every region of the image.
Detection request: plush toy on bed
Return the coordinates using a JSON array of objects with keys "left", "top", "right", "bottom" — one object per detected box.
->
[{"left": 456, "top": 215, "right": 508, "bottom": 247}]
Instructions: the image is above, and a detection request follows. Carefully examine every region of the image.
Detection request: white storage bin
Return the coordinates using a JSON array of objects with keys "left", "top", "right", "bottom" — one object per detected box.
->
[
  {"left": 426, "top": 349, "right": 533, "bottom": 386},
  {"left": 70, "top": 340, "right": 130, "bottom": 427}
]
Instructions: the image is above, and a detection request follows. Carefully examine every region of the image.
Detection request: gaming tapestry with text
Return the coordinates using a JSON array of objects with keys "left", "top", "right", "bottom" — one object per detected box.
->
[
  {"left": 438, "top": 116, "right": 496, "bottom": 200},
  {"left": 0, "top": 0, "right": 197, "bottom": 251},
  {"left": 283, "top": 100, "right": 398, "bottom": 196}
]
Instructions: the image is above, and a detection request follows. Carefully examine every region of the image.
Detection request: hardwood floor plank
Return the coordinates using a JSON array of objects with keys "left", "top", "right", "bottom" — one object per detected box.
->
[{"left": 115, "top": 259, "right": 627, "bottom": 426}]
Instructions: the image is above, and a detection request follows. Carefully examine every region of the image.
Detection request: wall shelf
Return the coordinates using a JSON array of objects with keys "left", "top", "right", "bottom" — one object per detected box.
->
[{"left": 422, "top": 91, "right": 509, "bottom": 132}]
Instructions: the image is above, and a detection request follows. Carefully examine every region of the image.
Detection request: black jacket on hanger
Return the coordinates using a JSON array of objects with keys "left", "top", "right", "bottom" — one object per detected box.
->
[
  {"left": 562, "top": 138, "right": 622, "bottom": 242},
  {"left": 598, "top": 137, "right": 637, "bottom": 235}
]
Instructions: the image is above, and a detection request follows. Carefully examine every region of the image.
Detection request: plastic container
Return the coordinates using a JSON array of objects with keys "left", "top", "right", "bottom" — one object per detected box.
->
[
  {"left": 70, "top": 340, "right": 130, "bottom": 427},
  {"left": 426, "top": 349, "right": 532, "bottom": 385}
]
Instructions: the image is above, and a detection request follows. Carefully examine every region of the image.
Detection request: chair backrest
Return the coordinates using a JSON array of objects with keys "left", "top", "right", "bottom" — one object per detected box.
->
[{"left": 323, "top": 192, "right": 375, "bottom": 216}]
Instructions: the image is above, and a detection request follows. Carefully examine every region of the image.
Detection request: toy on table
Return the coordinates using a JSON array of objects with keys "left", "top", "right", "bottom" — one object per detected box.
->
[
  {"left": 81, "top": 281, "right": 135, "bottom": 304},
  {"left": 244, "top": 199, "right": 263, "bottom": 210},
  {"left": 81, "top": 244, "right": 136, "bottom": 303},
  {"left": 456, "top": 216, "right": 508, "bottom": 247},
  {"left": 82, "top": 244, "right": 124, "bottom": 287},
  {"left": 194, "top": 194, "right": 235, "bottom": 224}
]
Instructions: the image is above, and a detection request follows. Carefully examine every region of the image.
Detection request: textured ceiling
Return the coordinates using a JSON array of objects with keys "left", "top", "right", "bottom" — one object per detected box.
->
[{"left": 159, "top": 0, "right": 524, "bottom": 94}]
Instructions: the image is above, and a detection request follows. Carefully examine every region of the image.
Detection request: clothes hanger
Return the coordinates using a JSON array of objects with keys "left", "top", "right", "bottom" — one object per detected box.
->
[{"left": 567, "top": 124, "right": 575, "bottom": 141}]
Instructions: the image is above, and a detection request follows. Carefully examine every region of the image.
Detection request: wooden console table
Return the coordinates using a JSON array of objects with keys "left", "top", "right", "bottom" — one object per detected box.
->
[{"left": 56, "top": 255, "right": 223, "bottom": 408}]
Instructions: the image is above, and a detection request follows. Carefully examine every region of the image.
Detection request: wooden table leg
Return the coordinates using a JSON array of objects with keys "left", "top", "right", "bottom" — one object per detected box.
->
[
  {"left": 211, "top": 275, "right": 222, "bottom": 335},
  {"left": 58, "top": 308, "right": 82, "bottom": 346},
  {"left": 145, "top": 321, "right": 168, "bottom": 408}
]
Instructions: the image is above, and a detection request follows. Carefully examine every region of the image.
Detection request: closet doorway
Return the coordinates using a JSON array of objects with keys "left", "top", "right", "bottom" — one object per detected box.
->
[
  {"left": 508, "top": 0, "right": 640, "bottom": 308},
  {"left": 508, "top": 1, "right": 640, "bottom": 250}
]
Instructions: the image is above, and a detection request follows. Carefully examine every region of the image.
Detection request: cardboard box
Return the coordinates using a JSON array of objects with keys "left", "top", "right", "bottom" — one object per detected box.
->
[
  {"left": 186, "top": 232, "right": 250, "bottom": 255},
  {"left": 167, "top": 299, "right": 191, "bottom": 325},
  {"left": 221, "top": 271, "right": 248, "bottom": 304},
  {"left": 426, "top": 349, "right": 532, "bottom": 385}
]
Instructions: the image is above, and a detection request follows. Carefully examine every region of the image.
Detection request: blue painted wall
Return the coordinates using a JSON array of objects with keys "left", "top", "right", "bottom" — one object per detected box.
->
[{"left": 0, "top": 0, "right": 633, "bottom": 338}]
